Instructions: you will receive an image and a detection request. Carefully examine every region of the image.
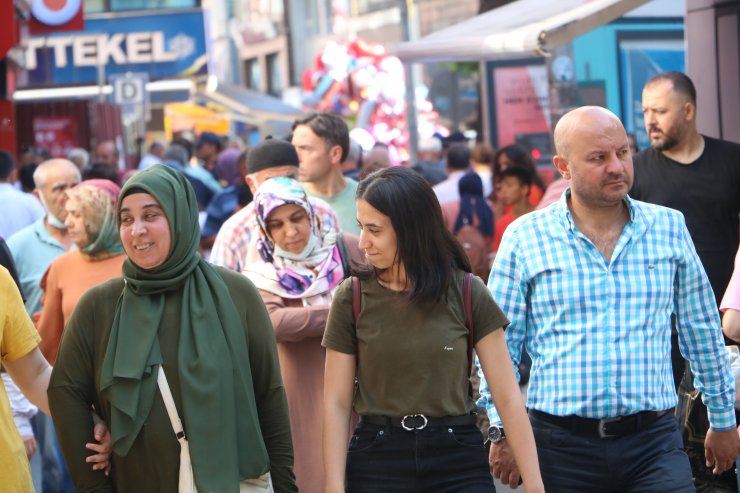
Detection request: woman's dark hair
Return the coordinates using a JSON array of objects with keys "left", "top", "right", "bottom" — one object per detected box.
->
[
  {"left": 455, "top": 172, "right": 493, "bottom": 237},
  {"left": 19, "top": 163, "right": 38, "bottom": 193},
  {"left": 492, "top": 144, "right": 545, "bottom": 194},
  {"left": 356, "top": 166, "right": 470, "bottom": 304}
]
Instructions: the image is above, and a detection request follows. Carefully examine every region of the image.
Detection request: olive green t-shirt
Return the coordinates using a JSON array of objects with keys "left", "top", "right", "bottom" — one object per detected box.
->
[{"left": 322, "top": 270, "right": 509, "bottom": 417}]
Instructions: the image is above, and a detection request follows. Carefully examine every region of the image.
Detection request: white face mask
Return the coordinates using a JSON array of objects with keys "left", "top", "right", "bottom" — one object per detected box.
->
[
  {"left": 274, "top": 233, "right": 318, "bottom": 261},
  {"left": 38, "top": 192, "right": 67, "bottom": 229}
]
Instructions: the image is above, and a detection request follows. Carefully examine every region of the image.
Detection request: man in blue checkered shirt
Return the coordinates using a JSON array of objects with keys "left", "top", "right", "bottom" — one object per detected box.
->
[{"left": 478, "top": 106, "right": 740, "bottom": 492}]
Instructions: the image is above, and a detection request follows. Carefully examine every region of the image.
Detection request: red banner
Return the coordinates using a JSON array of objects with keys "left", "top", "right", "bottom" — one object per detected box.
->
[
  {"left": 0, "top": 0, "right": 18, "bottom": 59},
  {"left": 33, "top": 116, "right": 79, "bottom": 158}
]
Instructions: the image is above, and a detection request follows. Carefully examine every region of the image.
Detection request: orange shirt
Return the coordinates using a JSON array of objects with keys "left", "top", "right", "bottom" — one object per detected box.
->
[
  {"left": 493, "top": 212, "right": 516, "bottom": 252},
  {"left": 37, "top": 250, "right": 125, "bottom": 364}
]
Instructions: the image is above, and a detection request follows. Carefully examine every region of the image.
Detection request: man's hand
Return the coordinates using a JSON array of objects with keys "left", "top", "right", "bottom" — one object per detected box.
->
[
  {"left": 22, "top": 435, "right": 37, "bottom": 460},
  {"left": 705, "top": 428, "right": 740, "bottom": 474},
  {"left": 489, "top": 440, "right": 521, "bottom": 488}
]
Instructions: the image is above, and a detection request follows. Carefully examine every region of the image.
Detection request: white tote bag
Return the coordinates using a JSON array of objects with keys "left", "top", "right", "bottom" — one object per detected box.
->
[{"left": 157, "top": 366, "right": 274, "bottom": 492}]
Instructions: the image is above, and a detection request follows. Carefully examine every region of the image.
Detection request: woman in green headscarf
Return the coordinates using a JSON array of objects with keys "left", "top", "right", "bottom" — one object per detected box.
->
[{"left": 48, "top": 165, "right": 296, "bottom": 493}]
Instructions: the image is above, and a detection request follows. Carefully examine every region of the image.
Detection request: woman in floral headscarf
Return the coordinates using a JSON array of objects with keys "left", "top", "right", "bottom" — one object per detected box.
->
[
  {"left": 37, "top": 179, "right": 126, "bottom": 364},
  {"left": 245, "top": 176, "right": 362, "bottom": 493}
]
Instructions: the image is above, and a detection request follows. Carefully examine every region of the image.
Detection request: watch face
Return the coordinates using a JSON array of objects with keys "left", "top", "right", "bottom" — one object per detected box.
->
[{"left": 488, "top": 426, "right": 504, "bottom": 443}]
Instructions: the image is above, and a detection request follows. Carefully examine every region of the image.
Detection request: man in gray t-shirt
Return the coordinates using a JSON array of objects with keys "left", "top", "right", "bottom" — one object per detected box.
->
[{"left": 292, "top": 112, "right": 360, "bottom": 236}]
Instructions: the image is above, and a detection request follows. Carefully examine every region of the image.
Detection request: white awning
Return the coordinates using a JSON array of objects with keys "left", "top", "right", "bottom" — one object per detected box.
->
[{"left": 395, "top": 0, "right": 651, "bottom": 63}]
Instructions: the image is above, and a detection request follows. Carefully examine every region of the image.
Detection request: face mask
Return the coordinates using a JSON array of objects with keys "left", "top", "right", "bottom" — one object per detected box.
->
[
  {"left": 274, "top": 234, "right": 318, "bottom": 261},
  {"left": 38, "top": 192, "right": 67, "bottom": 229}
]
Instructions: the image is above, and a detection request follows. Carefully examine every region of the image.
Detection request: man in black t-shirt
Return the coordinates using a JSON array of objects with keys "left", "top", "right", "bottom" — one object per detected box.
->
[
  {"left": 631, "top": 70, "right": 740, "bottom": 491},
  {"left": 631, "top": 71, "right": 740, "bottom": 308}
]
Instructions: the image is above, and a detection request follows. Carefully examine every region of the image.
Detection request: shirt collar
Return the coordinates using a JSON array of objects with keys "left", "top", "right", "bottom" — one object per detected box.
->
[
  {"left": 555, "top": 188, "right": 638, "bottom": 233},
  {"left": 32, "top": 217, "right": 67, "bottom": 249}
]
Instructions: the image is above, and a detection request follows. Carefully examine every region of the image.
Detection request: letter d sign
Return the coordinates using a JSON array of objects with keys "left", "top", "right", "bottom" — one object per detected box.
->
[{"left": 114, "top": 77, "right": 145, "bottom": 106}]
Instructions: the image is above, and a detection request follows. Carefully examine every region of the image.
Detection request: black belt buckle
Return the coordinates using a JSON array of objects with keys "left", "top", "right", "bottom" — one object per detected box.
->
[
  {"left": 597, "top": 416, "right": 624, "bottom": 438},
  {"left": 401, "top": 414, "right": 428, "bottom": 431}
]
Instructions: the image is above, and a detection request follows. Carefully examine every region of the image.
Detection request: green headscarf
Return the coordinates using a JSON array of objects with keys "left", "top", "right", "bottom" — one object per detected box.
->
[{"left": 100, "top": 164, "right": 269, "bottom": 491}]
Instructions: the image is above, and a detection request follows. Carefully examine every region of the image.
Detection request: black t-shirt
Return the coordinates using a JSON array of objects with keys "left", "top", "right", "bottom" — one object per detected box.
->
[{"left": 630, "top": 136, "right": 740, "bottom": 305}]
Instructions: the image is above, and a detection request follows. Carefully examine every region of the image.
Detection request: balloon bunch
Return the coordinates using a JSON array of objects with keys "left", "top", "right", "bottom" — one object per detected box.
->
[{"left": 301, "top": 38, "right": 445, "bottom": 163}]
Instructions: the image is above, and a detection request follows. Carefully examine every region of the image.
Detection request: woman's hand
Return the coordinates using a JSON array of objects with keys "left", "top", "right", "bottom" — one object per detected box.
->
[
  {"left": 86, "top": 412, "right": 112, "bottom": 475},
  {"left": 22, "top": 435, "right": 37, "bottom": 460}
]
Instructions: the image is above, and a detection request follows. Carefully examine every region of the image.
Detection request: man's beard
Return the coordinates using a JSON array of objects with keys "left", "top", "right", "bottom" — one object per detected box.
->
[{"left": 649, "top": 125, "right": 680, "bottom": 151}]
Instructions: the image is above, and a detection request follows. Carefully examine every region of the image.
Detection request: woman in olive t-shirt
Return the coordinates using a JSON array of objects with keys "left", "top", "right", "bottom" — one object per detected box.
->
[{"left": 322, "top": 166, "right": 544, "bottom": 493}]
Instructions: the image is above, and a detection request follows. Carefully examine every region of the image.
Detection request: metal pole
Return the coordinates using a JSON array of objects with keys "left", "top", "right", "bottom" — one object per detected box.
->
[{"left": 400, "top": 0, "right": 418, "bottom": 164}]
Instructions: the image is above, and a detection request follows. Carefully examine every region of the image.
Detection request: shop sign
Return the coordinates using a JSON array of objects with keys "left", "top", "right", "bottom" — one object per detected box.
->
[
  {"left": 29, "top": 0, "right": 85, "bottom": 34},
  {"left": 24, "top": 10, "right": 209, "bottom": 86},
  {"left": 491, "top": 64, "right": 550, "bottom": 149}
]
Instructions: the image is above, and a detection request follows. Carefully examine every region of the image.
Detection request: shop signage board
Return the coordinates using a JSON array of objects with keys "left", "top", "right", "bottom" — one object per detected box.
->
[{"left": 24, "top": 10, "right": 210, "bottom": 86}]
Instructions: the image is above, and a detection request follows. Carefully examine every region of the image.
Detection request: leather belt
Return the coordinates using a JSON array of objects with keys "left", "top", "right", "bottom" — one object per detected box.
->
[
  {"left": 360, "top": 414, "right": 477, "bottom": 431},
  {"left": 529, "top": 409, "right": 670, "bottom": 438}
]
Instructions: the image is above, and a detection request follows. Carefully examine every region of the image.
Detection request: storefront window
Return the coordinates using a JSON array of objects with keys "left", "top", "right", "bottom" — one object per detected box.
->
[
  {"left": 266, "top": 53, "right": 281, "bottom": 96},
  {"left": 245, "top": 58, "right": 261, "bottom": 90}
]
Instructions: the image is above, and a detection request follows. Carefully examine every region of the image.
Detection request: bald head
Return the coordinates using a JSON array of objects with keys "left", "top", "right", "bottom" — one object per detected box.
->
[
  {"left": 33, "top": 159, "right": 81, "bottom": 224},
  {"left": 554, "top": 106, "right": 625, "bottom": 161},
  {"left": 33, "top": 159, "right": 81, "bottom": 189},
  {"left": 552, "top": 106, "right": 632, "bottom": 209}
]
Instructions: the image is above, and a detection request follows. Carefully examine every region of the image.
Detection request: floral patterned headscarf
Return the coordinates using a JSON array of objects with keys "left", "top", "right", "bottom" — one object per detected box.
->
[
  {"left": 66, "top": 179, "right": 124, "bottom": 259},
  {"left": 246, "top": 177, "right": 345, "bottom": 301}
]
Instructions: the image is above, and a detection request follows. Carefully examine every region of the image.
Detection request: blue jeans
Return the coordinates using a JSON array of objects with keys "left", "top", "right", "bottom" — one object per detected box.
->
[
  {"left": 345, "top": 421, "right": 495, "bottom": 492},
  {"left": 531, "top": 411, "right": 695, "bottom": 493},
  {"left": 32, "top": 412, "right": 76, "bottom": 493}
]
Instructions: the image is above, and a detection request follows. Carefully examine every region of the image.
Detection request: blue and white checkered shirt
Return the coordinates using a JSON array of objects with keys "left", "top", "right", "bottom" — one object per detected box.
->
[{"left": 479, "top": 191, "right": 735, "bottom": 431}]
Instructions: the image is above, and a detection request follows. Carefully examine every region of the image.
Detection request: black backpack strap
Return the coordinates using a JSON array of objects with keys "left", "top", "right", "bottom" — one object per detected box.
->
[
  {"left": 337, "top": 233, "right": 352, "bottom": 278},
  {"left": 463, "top": 272, "right": 475, "bottom": 398}
]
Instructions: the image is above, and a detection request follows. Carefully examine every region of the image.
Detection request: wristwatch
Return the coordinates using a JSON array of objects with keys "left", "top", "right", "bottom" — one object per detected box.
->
[{"left": 488, "top": 425, "right": 506, "bottom": 444}]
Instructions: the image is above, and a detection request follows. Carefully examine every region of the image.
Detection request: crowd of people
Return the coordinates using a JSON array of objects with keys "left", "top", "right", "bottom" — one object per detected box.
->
[{"left": 0, "top": 69, "right": 739, "bottom": 493}]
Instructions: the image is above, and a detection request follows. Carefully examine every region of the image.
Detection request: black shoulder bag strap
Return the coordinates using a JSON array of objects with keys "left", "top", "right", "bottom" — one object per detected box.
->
[{"left": 463, "top": 272, "right": 475, "bottom": 398}]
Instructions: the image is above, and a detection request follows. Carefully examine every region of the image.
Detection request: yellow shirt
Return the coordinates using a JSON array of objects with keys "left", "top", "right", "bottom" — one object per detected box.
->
[{"left": 0, "top": 265, "right": 41, "bottom": 492}]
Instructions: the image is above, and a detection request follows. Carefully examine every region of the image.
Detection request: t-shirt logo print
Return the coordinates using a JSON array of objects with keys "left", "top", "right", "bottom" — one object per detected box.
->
[{"left": 443, "top": 346, "right": 454, "bottom": 351}]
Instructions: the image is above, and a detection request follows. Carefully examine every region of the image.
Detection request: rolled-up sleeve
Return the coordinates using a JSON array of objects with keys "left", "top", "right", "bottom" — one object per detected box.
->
[{"left": 674, "top": 222, "right": 736, "bottom": 431}]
